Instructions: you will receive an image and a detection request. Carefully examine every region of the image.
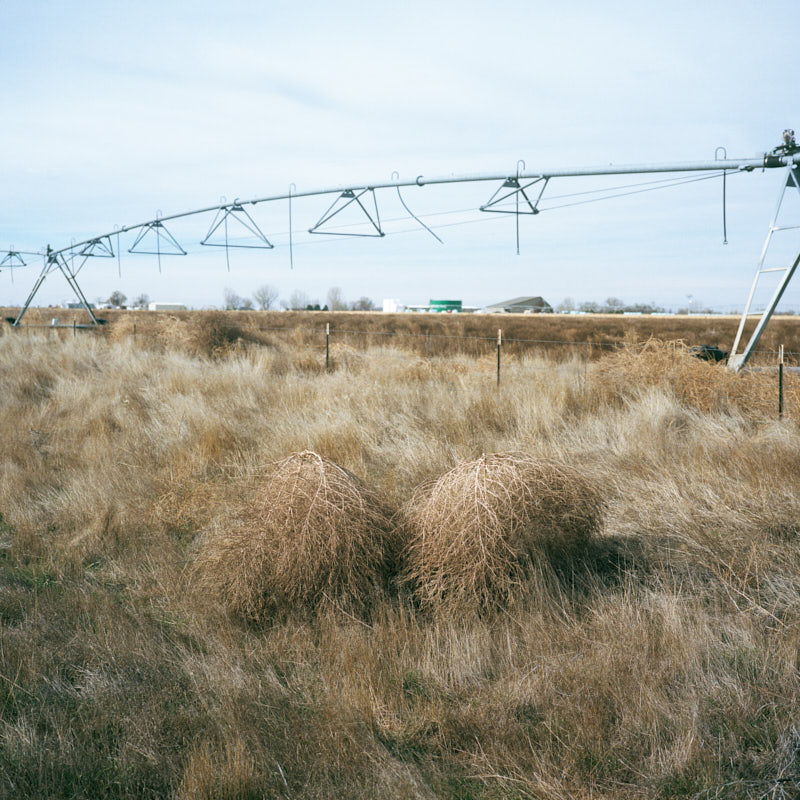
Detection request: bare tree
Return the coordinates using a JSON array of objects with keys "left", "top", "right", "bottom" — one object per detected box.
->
[
  {"left": 107, "top": 290, "right": 127, "bottom": 308},
  {"left": 556, "top": 297, "right": 575, "bottom": 313},
  {"left": 253, "top": 284, "right": 279, "bottom": 310},
  {"left": 223, "top": 288, "right": 242, "bottom": 310},
  {"left": 350, "top": 296, "right": 376, "bottom": 311},
  {"left": 288, "top": 290, "right": 310, "bottom": 310},
  {"left": 132, "top": 293, "right": 150, "bottom": 309},
  {"left": 326, "top": 286, "right": 347, "bottom": 311}
]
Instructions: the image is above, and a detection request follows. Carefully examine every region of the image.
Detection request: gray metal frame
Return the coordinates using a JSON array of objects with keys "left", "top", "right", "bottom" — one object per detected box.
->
[
  {"left": 728, "top": 165, "right": 800, "bottom": 372},
  {"left": 15, "top": 248, "right": 98, "bottom": 325},
  {"left": 308, "top": 189, "right": 385, "bottom": 237},
  {"left": 6, "top": 147, "right": 800, "bottom": 330}
]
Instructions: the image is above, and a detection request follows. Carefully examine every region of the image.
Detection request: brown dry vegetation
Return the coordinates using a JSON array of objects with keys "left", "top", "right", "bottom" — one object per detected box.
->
[
  {"left": 7, "top": 306, "right": 800, "bottom": 364},
  {"left": 194, "top": 450, "right": 396, "bottom": 619},
  {"left": 2, "top": 318, "right": 800, "bottom": 798},
  {"left": 402, "top": 454, "right": 604, "bottom": 615}
]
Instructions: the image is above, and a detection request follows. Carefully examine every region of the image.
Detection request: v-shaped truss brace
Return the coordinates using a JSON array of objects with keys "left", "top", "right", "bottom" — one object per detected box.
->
[
  {"left": 78, "top": 236, "right": 115, "bottom": 258},
  {"left": 201, "top": 202, "right": 274, "bottom": 271},
  {"left": 128, "top": 219, "right": 187, "bottom": 272},
  {"left": 201, "top": 203, "right": 274, "bottom": 249},
  {"left": 1, "top": 249, "right": 27, "bottom": 271},
  {"left": 66, "top": 235, "right": 118, "bottom": 278},
  {"left": 480, "top": 175, "right": 549, "bottom": 254},
  {"left": 480, "top": 176, "right": 549, "bottom": 215},
  {"left": 309, "top": 189, "right": 384, "bottom": 237},
  {"left": 728, "top": 165, "right": 800, "bottom": 371}
]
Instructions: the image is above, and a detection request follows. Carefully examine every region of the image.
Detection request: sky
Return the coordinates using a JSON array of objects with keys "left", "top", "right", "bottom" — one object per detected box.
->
[{"left": 1, "top": 0, "right": 799, "bottom": 312}]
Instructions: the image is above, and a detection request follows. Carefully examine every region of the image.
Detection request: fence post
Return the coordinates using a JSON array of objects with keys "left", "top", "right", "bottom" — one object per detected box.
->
[
  {"left": 497, "top": 328, "right": 502, "bottom": 388},
  {"left": 779, "top": 344, "right": 784, "bottom": 419},
  {"left": 326, "top": 323, "right": 330, "bottom": 371},
  {"left": 72, "top": 318, "right": 76, "bottom": 337}
]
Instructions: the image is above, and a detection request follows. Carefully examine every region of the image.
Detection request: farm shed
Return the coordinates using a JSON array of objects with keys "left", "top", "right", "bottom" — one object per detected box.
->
[{"left": 485, "top": 296, "right": 553, "bottom": 313}]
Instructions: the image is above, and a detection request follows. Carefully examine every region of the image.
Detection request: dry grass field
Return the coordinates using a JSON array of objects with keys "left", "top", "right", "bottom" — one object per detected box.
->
[
  {"left": 2, "top": 312, "right": 800, "bottom": 798},
  {"left": 6, "top": 307, "right": 800, "bottom": 364}
]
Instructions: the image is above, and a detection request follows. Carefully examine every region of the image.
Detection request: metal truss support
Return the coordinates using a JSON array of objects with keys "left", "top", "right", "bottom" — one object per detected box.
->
[
  {"left": 201, "top": 203, "right": 274, "bottom": 249},
  {"left": 481, "top": 168, "right": 550, "bottom": 255},
  {"left": 1, "top": 248, "right": 29, "bottom": 284},
  {"left": 13, "top": 248, "right": 98, "bottom": 326},
  {"left": 128, "top": 219, "right": 186, "bottom": 273},
  {"left": 78, "top": 236, "right": 115, "bottom": 259},
  {"left": 1, "top": 249, "right": 28, "bottom": 269},
  {"left": 7, "top": 142, "right": 800, "bottom": 334},
  {"left": 728, "top": 165, "right": 800, "bottom": 372},
  {"left": 308, "top": 188, "right": 384, "bottom": 237},
  {"left": 480, "top": 176, "right": 549, "bottom": 215},
  {"left": 201, "top": 202, "right": 273, "bottom": 272}
]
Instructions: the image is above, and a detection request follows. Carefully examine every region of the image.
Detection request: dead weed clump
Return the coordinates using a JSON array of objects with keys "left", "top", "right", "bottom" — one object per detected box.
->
[
  {"left": 107, "top": 311, "right": 279, "bottom": 356},
  {"left": 155, "top": 312, "right": 255, "bottom": 357},
  {"left": 194, "top": 451, "right": 395, "bottom": 619},
  {"left": 401, "top": 453, "right": 604, "bottom": 614},
  {"left": 105, "top": 314, "right": 139, "bottom": 344},
  {"left": 589, "top": 339, "right": 800, "bottom": 418}
]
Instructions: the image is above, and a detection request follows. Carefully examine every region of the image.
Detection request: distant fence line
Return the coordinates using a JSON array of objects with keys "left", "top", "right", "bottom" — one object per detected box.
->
[
  {"left": 9, "top": 319, "right": 797, "bottom": 365},
  {"left": 4, "top": 318, "right": 795, "bottom": 417}
]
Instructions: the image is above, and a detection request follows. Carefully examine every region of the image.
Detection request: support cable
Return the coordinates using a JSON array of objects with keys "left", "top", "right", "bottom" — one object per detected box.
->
[{"left": 538, "top": 172, "right": 725, "bottom": 212}]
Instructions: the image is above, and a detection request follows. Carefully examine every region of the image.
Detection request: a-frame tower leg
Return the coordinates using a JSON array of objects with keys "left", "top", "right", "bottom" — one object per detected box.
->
[
  {"left": 13, "top": 248, "right": 99, "bottom": 326},
  {"left": 728, "top": 165, "right": 800, "bottom": 372}
]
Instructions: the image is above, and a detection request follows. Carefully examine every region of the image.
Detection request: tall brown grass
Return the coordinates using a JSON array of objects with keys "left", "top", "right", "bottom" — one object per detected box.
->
[
  {"left": 8, "top": 305, "right": 800, "bottom": 364},
  {"left": 2, "top": 322, "right": 800, "bottom": 798},
  {"left": 590, "top": 338, "right": 800, "bottom": 417}
]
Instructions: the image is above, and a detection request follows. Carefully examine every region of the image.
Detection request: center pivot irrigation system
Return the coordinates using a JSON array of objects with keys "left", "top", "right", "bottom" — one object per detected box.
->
[{"left": 3, "top": 132, "right": 800, "bottom": 372}]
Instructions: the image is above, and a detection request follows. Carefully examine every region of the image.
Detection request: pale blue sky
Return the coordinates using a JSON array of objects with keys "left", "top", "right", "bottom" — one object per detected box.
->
[{"left": 1, "top": 0, "right": 798, "bottom": 310}]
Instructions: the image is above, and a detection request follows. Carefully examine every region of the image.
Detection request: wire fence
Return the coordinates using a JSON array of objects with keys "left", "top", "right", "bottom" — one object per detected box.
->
[
  {"left": 10, "top": 317, "right": 798, "bottom": 367},
  {"left": 3, "top": 316, "right": 800, "bottom": 419}
]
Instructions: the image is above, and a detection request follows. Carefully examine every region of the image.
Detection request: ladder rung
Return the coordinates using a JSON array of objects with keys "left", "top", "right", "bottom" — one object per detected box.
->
[{"left": 759, "top": 267, "right": 789, "bottom": 273}]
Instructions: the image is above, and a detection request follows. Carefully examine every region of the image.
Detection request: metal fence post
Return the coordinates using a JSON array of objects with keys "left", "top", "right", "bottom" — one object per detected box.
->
[
  {"left": 779, "top": 344, "right": 784, "bottom": 418},
  {"left": 497, "top": 328, "right": 502, "bottom": 387},
  {"left": 326, "top": 322, "right": 330, "bottom": 371}
]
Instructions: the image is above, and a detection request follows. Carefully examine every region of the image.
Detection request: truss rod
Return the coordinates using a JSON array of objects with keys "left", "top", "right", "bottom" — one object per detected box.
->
[{"left": 35, "top": 152, "right": 800, "bottom": 261}]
